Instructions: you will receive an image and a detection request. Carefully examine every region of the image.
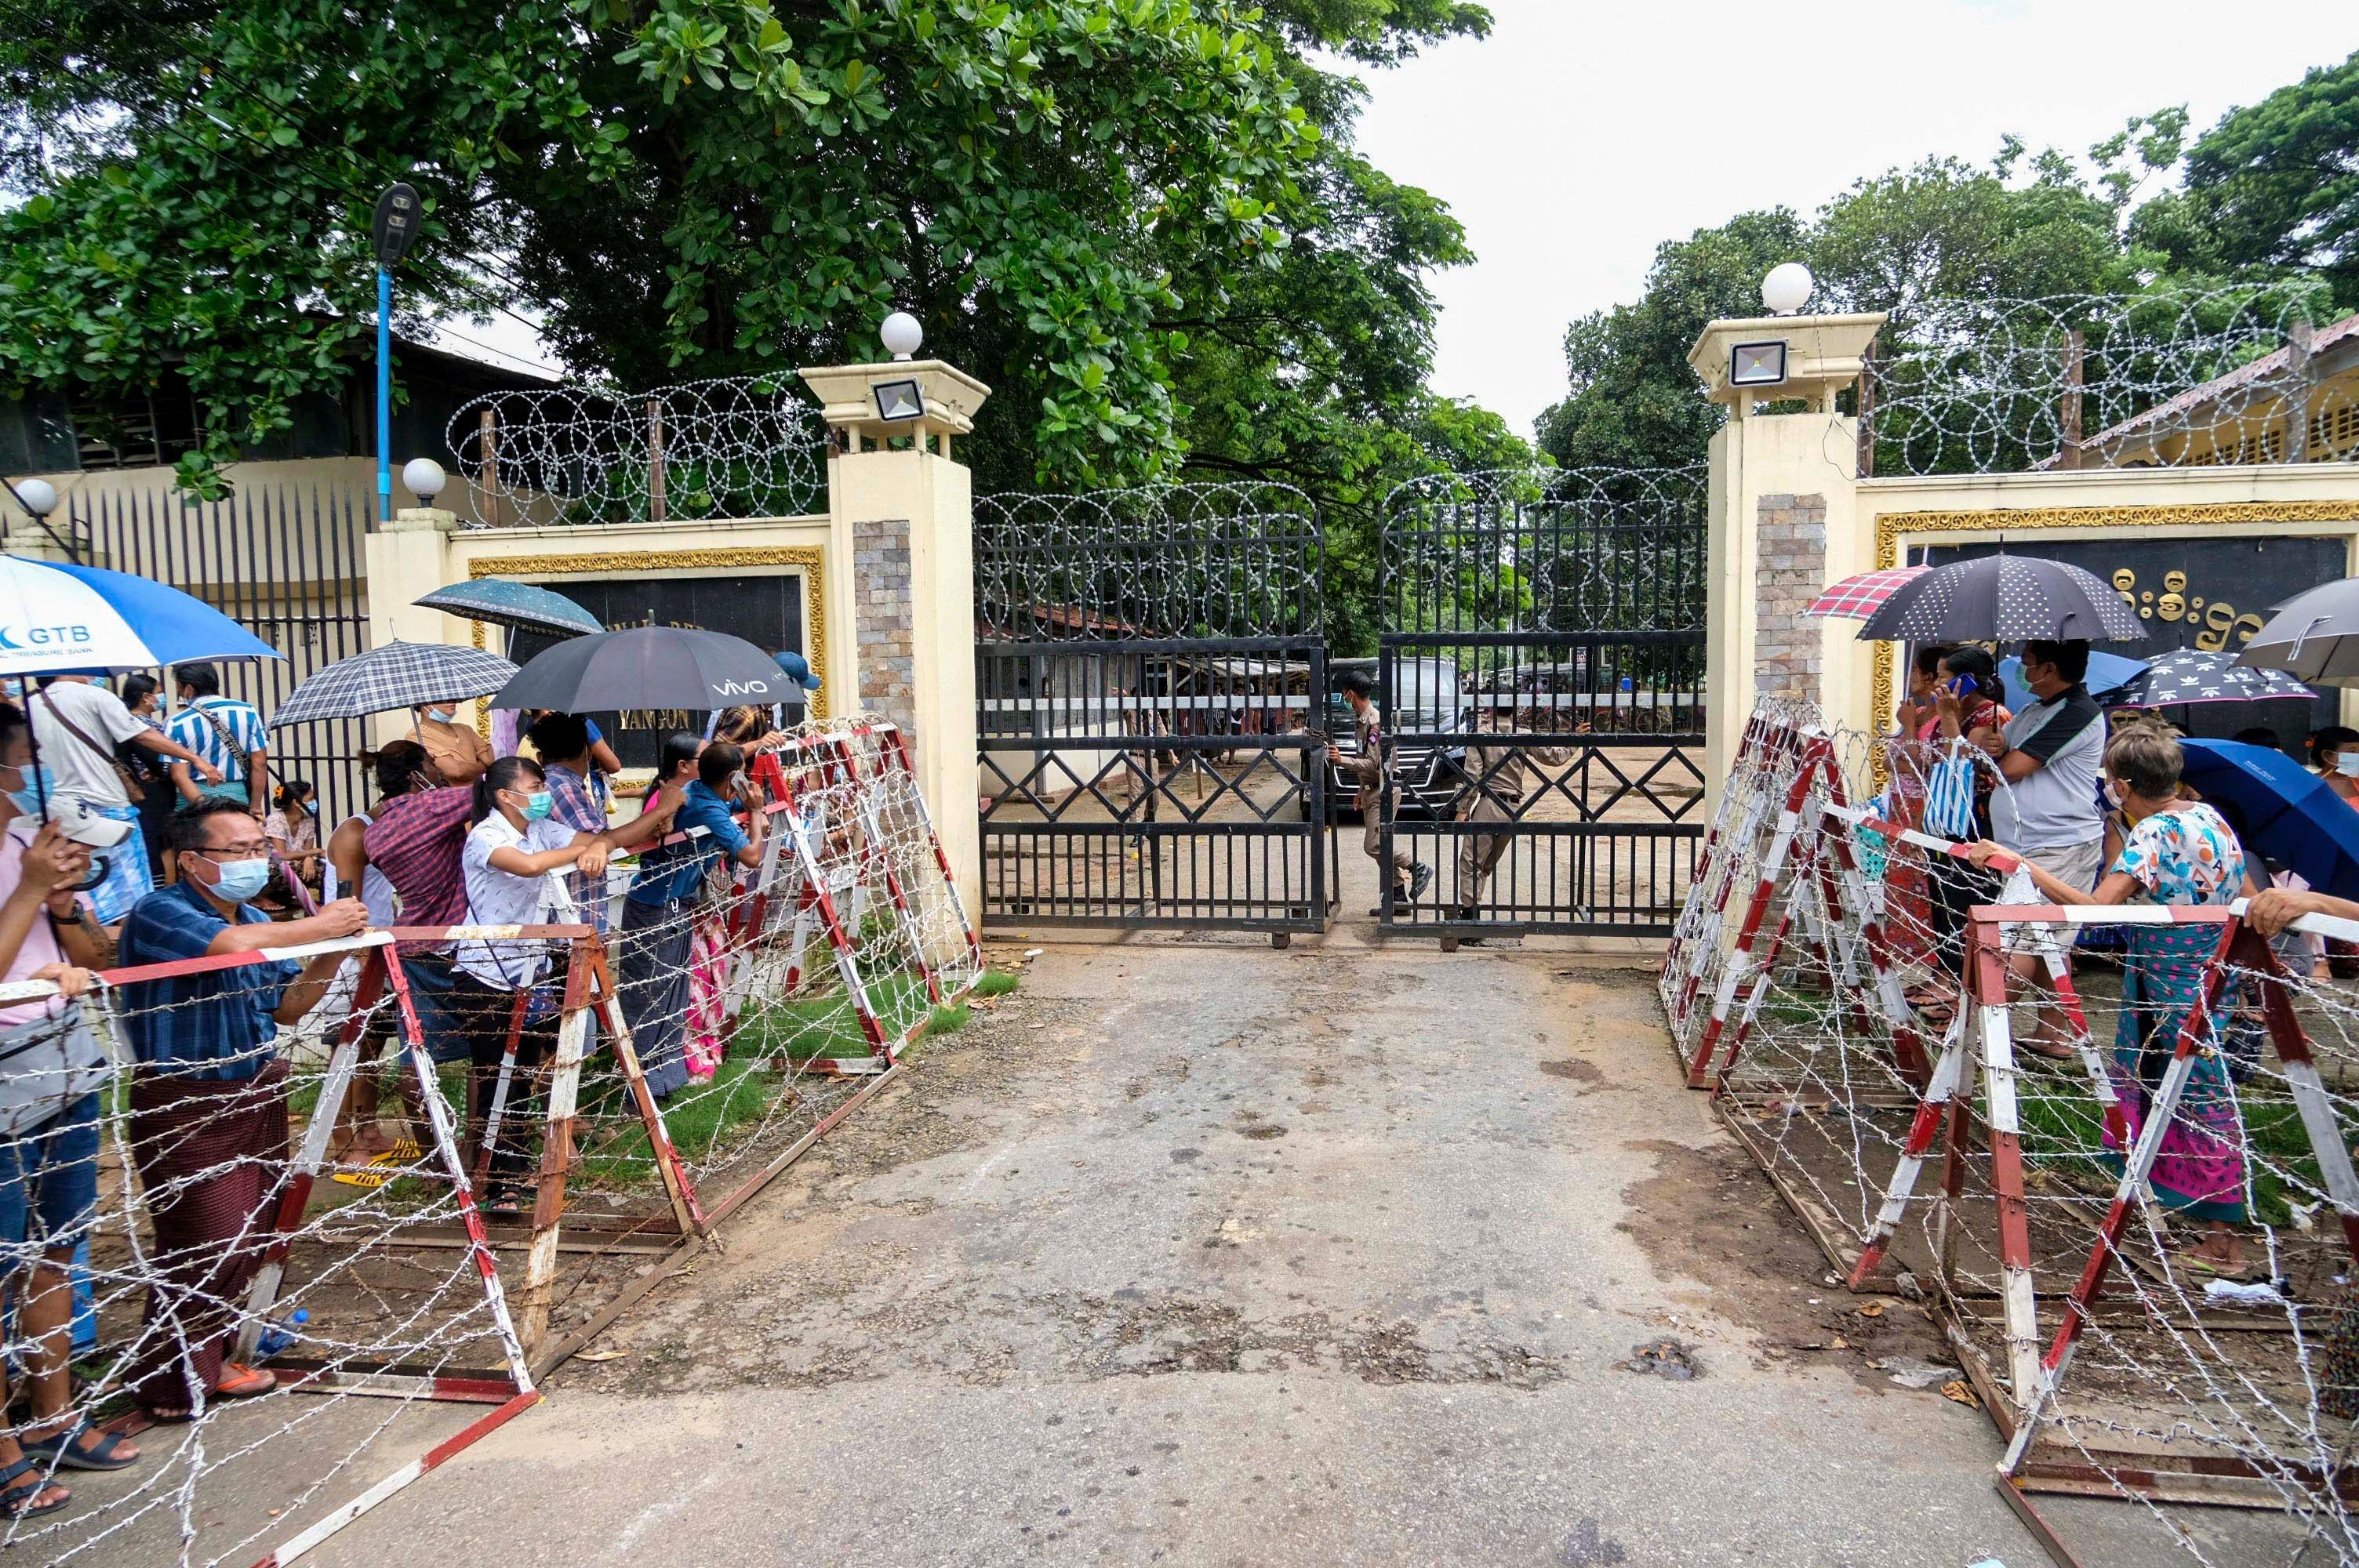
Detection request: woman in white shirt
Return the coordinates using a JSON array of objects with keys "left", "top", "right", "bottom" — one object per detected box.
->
[{"left": 452, "top": 757, "right": 673, "bottom": 1211}]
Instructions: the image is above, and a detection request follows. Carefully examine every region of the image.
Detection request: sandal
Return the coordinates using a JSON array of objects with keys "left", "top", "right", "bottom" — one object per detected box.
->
[
  {"left": 2175, "top": 1250, "right": 2260, "bottom": 1283},
  {"left": 19, "top": 1419, "right": 137, "bottom": 1472},
  {"left": 213, "top": 1363, "right": 276, "bottom": 1400},
  {"left": 0, "top": 1457, "right": 69, "bottom": 1520}
]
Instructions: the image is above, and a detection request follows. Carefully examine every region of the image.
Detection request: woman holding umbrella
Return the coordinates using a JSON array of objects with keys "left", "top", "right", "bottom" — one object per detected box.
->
[{"left": 1965, "top": 724, "right": 2263, "bottom": 1277}]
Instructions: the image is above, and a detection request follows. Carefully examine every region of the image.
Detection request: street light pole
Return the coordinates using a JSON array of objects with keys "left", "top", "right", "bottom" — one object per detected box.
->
[
  {"left": 376, "top": 264, "right": 393, "bottom": 521},
  {"left": 369, "top": 183, "right": 424, "bottom": 524}
]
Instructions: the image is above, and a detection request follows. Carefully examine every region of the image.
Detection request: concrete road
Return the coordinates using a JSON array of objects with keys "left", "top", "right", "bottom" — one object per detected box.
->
[{"left": 302, "top": 942, "right": 2283, "bottom": 1567}]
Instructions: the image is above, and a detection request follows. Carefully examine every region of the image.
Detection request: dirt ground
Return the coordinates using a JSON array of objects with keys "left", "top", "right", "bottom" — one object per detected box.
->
[{"left": 296, "top": 938, "right": 2298, "bottom": 1568}]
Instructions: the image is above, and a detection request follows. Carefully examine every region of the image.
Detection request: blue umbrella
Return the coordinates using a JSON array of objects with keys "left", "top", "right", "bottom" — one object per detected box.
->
[
  {"left": 0, "top": 556, "right": 281, "bottom": 675},
  {"left": 1997, "top": 650, "right": 2149, "bottom": 713},
  {"left": 2177, "top": 739, "right": 2359, "bottom": 899},
  {"left": 413, "top": 579, "right": 604, "bottom": 639}
]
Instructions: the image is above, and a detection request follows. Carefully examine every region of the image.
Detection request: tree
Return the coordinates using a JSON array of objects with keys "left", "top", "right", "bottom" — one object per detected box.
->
[
  {"left": 2138, "top": 50, "right": 2359, "bottom": 309},
  {"left": 1535, "top": 209, "right": 1804, "bottom": 472},
  {"left": 0, "top": 0, "right": 1493, "bottom": 501}
]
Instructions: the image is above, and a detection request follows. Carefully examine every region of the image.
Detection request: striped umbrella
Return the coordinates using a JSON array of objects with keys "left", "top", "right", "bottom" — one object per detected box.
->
[
  {"left": 1805, "top": 566, "right": 1928, "bottom": 619},
  {"left": 270, "top": 641, "right": 521, "bottom": 728}
]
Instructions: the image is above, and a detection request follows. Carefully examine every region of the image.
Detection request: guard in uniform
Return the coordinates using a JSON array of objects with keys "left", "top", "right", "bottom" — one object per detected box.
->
[
  {"left": 1327, "top": 670, "right": 1430, "bottom": 916},
  {"left": 1452, "top": 699, "right": 1576, "bottom": 929}
]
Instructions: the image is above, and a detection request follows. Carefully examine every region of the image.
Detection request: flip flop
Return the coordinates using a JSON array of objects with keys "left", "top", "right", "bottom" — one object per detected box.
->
[
  {"left": 213, "top": 1363, "right": 277, "bottom": 1400},
  {"left": 0, "top": 1457, "right": 67, "bottom": 1520},
  {"left": 330, "top": 1137, "right": 422, "bottom": 1189},
  {"left": 2174, "top": 1250, "right": 2261, "bottom": 1283},
  {"left": 19, "top": 1419, "right": 137, "bottom": 1472}
]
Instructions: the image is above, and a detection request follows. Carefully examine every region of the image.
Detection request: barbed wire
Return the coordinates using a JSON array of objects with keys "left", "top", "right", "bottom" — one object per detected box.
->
[
  {"left": 974, "top": 482, "right": 1324, "bottom": 641},
  {"left": 444, "top": 376, "right": 830, "bottom": 528},
  {"left": 1860, "top": 284, "right": 2358, "bottom": 477}
]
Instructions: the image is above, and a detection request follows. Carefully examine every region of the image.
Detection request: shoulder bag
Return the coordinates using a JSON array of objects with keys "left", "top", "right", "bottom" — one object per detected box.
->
[{"left": 38, "top": 689, "right": 144, "bottom": 804}]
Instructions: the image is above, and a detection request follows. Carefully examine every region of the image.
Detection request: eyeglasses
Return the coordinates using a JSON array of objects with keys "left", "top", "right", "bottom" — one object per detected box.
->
[{"left": 199, "top": 840, "right": 271, "bottom": 858}]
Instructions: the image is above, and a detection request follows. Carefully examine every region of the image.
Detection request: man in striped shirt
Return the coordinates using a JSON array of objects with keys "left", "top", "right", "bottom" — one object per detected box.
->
[{"left": 165, "top": 663, "right": 269, "bottom": 818}]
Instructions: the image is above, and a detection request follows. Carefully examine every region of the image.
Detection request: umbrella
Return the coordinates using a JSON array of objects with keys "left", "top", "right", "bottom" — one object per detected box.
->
[
  {"left": 413, "top": 579, "right": 604, "bottom": 640},
  {"left": 1856, "top": 554, "right": 2145, "bottom": 643},
  {"left": 270, "top": 641, "right": 522, "bottom": 728},
  {"left": 1805, "top": 566, "right": 1928, "bottom": 619},
  {"left": 2103, "top": 647, "right": 2316, "bottom": 709},
  {"left": 2178, "top": 739, "right": 2359, "bottom": 899},
  {"left": 1997, "top": 650, "right": 2150, "bottom": 712},
  {"left": 2236, "top": 579, "right": 2359, "bottom": 685},
  {"left": 494, "top": 626, "right": 791, "bottom": 713},
  {"left": 0, "top": 555, "right": 280, "bottom": 676}
]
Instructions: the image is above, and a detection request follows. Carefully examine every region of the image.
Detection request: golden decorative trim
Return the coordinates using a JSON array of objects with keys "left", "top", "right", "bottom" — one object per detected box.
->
[
  {"left": 463, "top": 545, "right": 829, "bottom": 720},
  {"left": 1866, "top": 498, "right": 2359, "bottom": 764}
]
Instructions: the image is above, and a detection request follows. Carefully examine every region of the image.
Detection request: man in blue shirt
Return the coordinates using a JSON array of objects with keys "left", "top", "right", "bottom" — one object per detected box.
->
[
  {"left": 164, "top": 662, "right": 270, "bottom": 815},
  {"left": 615, "top": 740, "right": 766, "bottom": 1098},
  {"left": 115, "top": 799, "right": 366, "bottom": 1421}
]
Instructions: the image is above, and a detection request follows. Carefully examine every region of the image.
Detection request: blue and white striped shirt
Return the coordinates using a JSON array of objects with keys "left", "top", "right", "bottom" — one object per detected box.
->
[{"left": 166, "top": 696, "right": 267, "bottom": 783}]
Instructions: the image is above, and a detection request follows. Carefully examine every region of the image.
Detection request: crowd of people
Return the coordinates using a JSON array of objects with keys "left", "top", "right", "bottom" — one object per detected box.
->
[
  {"left": 0, "top": 667, "right": 802, "bottom": 1519},
  {"left": 1878, "top": 637, "right": 2359, "bottom": 1282}
]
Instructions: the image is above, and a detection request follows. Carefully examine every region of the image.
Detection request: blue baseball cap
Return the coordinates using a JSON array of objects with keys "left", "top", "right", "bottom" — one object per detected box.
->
[{"left": 772, "top": 649, "right": 823, "bottom": 691}]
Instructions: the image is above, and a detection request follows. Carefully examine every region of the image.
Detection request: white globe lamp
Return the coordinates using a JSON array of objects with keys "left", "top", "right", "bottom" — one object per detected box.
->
[
  {"left": 880, "top": 311, "right": 924, "bottom": 361},
  {"left": 1761, "top": 263, "right": 1814, "bottom": 317},
  {"left": 13, "top": 478, "right": 57, "bottom": 518},
  {"left": 401, "top": 458, "right": 446, "bottom": 503}
]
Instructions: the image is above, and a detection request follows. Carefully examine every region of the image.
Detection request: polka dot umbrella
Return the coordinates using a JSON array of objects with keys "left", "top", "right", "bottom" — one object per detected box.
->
[{"left": 1854, "top": 554, "right": 2146, "bottom": 644}]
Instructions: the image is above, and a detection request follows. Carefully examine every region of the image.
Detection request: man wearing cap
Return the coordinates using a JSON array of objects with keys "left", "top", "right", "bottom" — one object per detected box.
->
[
  {"left": 1325, "top": 670, "right": 1431, "bottom": 916},
  {"left": 27, "top": 675, "right": 223, "bottom": 926},
  {"left": 1449, "top": 699, "right": 1576, "bottom": 937},
  {"left": 769, "top": 648, "right": 822, "bottom": 731}
]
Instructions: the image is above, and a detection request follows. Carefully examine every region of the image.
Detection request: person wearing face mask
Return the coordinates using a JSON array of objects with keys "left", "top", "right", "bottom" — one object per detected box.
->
[
  {"left": 113, "top": 800, "right": 368, "bottom": 1421},
  {"left": 0, "top": 705, "right": 133, "bottom": 1509},
  {"left": 117, "top": 674, "right": 176, "bottom": 883},
  {"left": 1965, "top": 725, "right": 2265, "bottom": 1279},
  {"left": 617, "top": 739, "right": 765, "bottom": 1100},
  {"left": 2309, "top": 727, "right": 2359, "bottom": 804},
  {"left": 412, "top": 701, "right": 493, "bottom": 787},
  {"left": 451, "top": 757, "right": 676, "bottom": 1211}
]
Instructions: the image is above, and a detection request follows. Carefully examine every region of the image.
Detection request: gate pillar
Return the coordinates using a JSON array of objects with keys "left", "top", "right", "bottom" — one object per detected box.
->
[
  {"left": 801, "top": 346, "right": 993, "bottom": 897},
  {"left": 1690, "top": 311, "right": 1885, "bottom": 804},
  {"left": 362, "top": 505, "right": 468, "bottom": 745}
]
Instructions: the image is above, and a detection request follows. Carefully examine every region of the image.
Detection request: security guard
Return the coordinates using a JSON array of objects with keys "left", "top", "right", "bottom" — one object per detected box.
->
[
  {"left": 1327, "top": 670, "right": 1430, "bottom": 916},
  {"left": 1452, "top": 697, "right": 1576, "bottom": 927}
]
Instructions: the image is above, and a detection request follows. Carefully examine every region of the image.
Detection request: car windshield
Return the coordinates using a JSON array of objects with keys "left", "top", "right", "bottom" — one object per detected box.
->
[{"left": 1330, "top": 662, "right": 1459, "bottom": 735}]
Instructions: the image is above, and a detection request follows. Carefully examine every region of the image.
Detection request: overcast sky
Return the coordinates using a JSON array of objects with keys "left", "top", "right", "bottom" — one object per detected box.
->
[
  {"left": 1346, "top": 1, "right": 2359, "bottom": 436},
  {"left": 443, "top": 5, "right": 2359, "bottom": 439}
]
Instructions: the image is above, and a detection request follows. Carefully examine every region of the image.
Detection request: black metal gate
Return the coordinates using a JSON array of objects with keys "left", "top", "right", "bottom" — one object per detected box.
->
[
  {"left": 974, "top": 485, "right": 1333, "bottom": 937},
  {"left": 1379, "top": 468, "right": 1707, "bottom": 938},
  {"left": 61, "top": 485, "right": 375, "bottom": 825}
]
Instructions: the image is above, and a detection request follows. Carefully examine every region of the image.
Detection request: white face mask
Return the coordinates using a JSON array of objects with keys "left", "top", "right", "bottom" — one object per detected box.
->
[
  {"left": 2105, "top": 779, "right": 2127, "bottom": 808},
  {"left": 2337, "top": 753, "right": 2359, "bottom": 779}
]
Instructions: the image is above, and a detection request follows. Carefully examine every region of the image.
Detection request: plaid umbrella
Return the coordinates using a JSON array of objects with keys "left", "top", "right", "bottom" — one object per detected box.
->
[
  {"left": 1805, "top": 566, "right": 1928, "bottom": 619},
  {"left": 2104, "top": 646, "right": 2317, "bottom": 707},
  {"left": 270, "top": 641, "right": 521, "bottom": 729}
]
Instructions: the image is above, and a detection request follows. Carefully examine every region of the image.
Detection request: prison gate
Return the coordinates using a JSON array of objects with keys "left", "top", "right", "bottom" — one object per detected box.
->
[
  {"left": 972, "top": 485, "right": 1334, "bottom": 938},
  {"left": 1378, "top": 467, "right": 1708, "bottom": 942},
  {"left": 1662, "top": 695, "right": 2359, "bottom": 1567},
  {"left": 0, "top": 719, "right": 973, "bottom": 1566}
]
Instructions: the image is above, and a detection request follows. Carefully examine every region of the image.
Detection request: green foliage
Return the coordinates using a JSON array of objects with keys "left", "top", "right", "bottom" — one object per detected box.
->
[
  {"left": 0, "top": 0, "right": 1493, "bottom": 513},
  {"left": 2140, "top": 50, "right": 2359, "bottom": 308}
]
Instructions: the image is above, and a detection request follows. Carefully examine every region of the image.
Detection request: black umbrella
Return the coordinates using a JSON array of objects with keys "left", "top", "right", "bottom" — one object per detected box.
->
[
  {"left": 1856, "top": 554, "right": 2145, "bottom": 643},
  {"left": 493, "top": 626, "right": 792, "bottom": 712}
]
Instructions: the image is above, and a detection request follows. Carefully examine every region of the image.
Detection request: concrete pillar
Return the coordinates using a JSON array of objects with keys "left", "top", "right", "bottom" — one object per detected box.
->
[
  {"left": 361, "top": 506, "right": 465, "bottom": 745},
  {"left": 800, "top": 357, "right": 992, "bottom": 896},
  {"left": 1689, "top": 312, "right": 1886, "bottom": 798}
]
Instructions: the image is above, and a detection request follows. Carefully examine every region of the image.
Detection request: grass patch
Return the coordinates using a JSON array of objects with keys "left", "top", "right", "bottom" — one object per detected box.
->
[
  {"left": 576, "top": 1055, "right": 780, "bottom": 1187},
  {"left": 972, "top": 969, "right": 1020, "bottom": 1000}
]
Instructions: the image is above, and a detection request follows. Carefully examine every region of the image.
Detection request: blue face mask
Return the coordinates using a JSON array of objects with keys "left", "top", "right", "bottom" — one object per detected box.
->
[
  {"left": 522, "top": 790, "right": 555, "bottom": 822},
  {"left": 3, "top": 763, "right": 56, "bottom": 820},
  {"left": 202, "top": 856, "right": 273, "bottom": 904}
]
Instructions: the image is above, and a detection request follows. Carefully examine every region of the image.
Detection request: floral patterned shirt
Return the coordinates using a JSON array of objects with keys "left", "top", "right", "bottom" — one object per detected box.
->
[{"left": 2110, "top": 803, "right": 2247, "bottom": 907}]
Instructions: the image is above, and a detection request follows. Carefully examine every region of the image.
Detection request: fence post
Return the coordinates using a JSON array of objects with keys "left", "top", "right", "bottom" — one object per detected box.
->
[
  {"left": 2058, "top": 328, "right": 2085, "bottom": 470},
  {"left": 361, "top": 503, "right": 463, "bottom": 746},
  {"left": 800, "top": 336, "right": 994, "bottom": 896},
  {"left": 647, "top": 398, "right": 667, "bottom": 523},
  {"left": 1688, "top": 309, "right": 1885, "bottom": 801},
  {"left": 2287, "top": 317, "right": 2316, "bottom": 463},
  {"left": 478, "top": 406, "right": 500, "bottom": 527}
]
